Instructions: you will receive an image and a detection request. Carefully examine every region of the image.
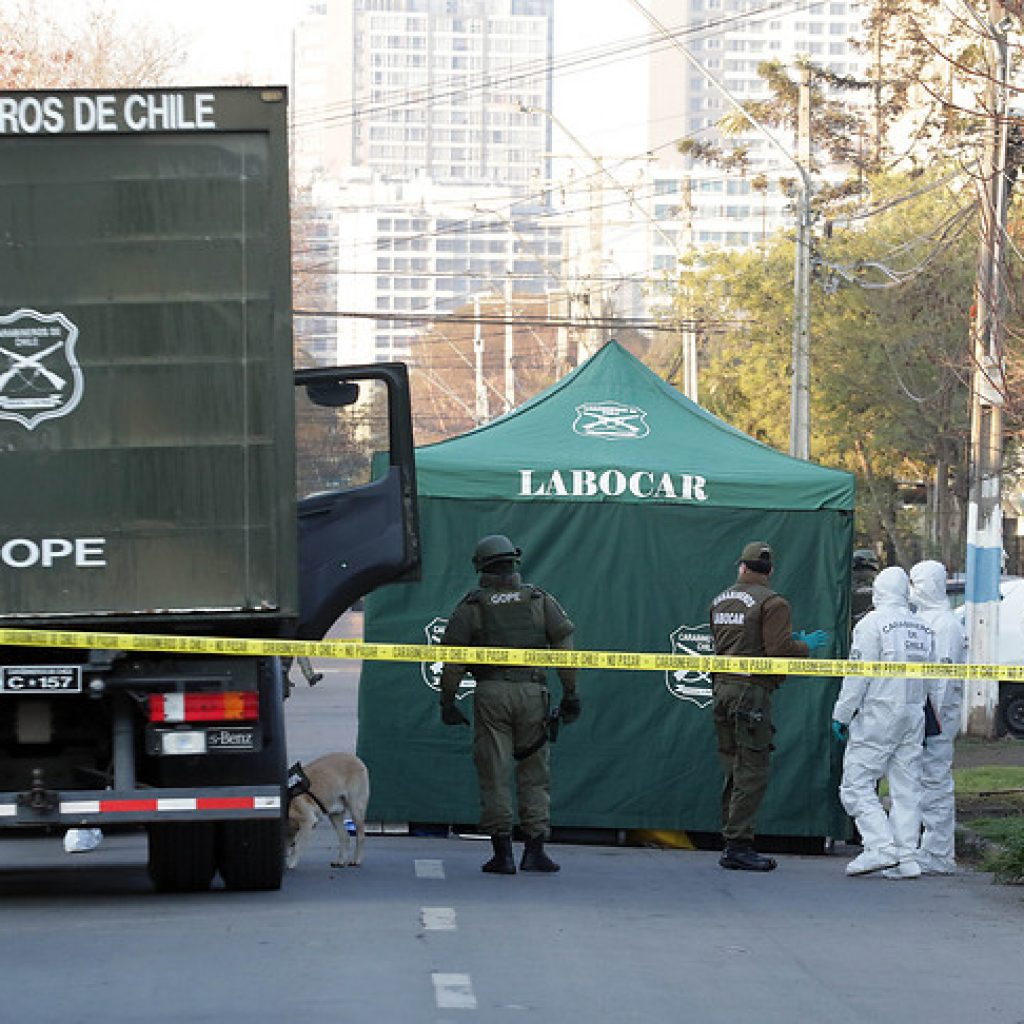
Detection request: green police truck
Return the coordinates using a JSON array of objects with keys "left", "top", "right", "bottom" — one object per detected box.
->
[{"left": 0, "top": 87, "right": 420, "bottom": 891}]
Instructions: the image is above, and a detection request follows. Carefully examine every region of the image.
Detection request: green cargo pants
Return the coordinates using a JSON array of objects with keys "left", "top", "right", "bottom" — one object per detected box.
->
[
  {"left": 712, "top": 678, "right": 774, "bottom": 844},
  {"left": 472, "top": 678, "right": 550, "bottom": 838}
]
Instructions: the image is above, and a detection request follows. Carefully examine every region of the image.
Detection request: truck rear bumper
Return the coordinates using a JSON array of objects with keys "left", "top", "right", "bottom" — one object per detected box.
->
[{"left": 0, "top": 786, "right": 282, "bottom": 826}]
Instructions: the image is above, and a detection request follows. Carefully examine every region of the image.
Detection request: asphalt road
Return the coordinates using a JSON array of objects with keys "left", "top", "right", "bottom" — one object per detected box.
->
[{"left": 0, "top": 608, "right": 1022, "bottom": 1023}]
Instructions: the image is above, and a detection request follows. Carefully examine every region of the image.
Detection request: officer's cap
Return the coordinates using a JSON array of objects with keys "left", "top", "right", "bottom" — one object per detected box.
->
[{"left": 739, "top": 541, "right": 772, "bottom": 567}]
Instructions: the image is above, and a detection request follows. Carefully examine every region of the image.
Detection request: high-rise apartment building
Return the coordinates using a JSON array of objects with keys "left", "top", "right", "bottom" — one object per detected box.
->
[
  {"left": 296, "top": 171, "right": 562, "bottom": 364},
  {"left": 643, "top": 0, "right": 869, "bottom": 266},
  {"left": 292, "top": 0, "right": 553, "bottom": 183},
  {"left": 290, "top": 0, "right": 563, "bottom": 364}
]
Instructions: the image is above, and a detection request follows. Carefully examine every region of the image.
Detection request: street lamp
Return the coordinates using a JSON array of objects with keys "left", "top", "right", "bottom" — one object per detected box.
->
[{"left": 630, "top": 1, "right": 814, "bottom": 460}]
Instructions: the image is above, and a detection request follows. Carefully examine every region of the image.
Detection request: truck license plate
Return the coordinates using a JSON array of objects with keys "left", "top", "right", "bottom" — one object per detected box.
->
[{"left": 1, "top": 666, "right": 82, "bottom": 693}]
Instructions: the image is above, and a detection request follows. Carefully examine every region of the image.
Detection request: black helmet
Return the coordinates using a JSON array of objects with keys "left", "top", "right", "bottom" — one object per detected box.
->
[{"left": 472, "top": 534, "right": 521, "bottom": 572}]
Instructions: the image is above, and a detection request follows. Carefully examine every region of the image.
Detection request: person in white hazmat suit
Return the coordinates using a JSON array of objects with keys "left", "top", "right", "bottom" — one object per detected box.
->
[
  {"left": 831, "top": 566, "right": 935, "bottom": 878},
  {"left": 910, "top": 560, "right": 967, "bottom": 874}
]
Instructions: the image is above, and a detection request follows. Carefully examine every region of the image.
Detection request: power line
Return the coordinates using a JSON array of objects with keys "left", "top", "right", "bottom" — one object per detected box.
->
[
  {"left": 289, "top": 0, "right": 822, "bottom": 135},
  {"left": 292, "top": 308, "right": 724, "bottom": 334}
]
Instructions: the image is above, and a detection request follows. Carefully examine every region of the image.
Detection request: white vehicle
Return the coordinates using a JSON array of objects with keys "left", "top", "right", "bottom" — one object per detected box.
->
[{"left": 947, "top": 576, "right": 1024, "bottom": 736}]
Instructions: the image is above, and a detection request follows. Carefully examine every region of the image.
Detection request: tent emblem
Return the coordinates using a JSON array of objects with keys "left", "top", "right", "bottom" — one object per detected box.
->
[
  {"left": 666, "top": 625, "right": 713, "bottom": 708},
  {"left": 573, "top": 402, "right": 649, "bottom": 440},
  {"left": 0, "top": 308, "right": 84, "bottom": 431},
  {"left": 420, "top": 616, "right": 475, "bottom": 699}
]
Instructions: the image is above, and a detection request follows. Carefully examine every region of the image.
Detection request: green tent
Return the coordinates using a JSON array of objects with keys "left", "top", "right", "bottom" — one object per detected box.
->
[{"left": 358, "top": 341, "right": 854, "bottom": 839}]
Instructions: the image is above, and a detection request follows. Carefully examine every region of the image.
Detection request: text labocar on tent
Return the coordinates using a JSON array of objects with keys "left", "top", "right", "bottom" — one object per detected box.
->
[{"left": 358, "top": 341, "right": 854, "bottom": 842}]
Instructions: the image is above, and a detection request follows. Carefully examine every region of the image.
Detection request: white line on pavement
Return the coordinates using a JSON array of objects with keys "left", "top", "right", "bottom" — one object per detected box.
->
[
  {"left": 415, "top": 858, "right": 445, "bottom": 879},
  {"left": 432, "top": 972, "right": 477, "bottom": 1010},
  {"left": 421, "top": 906, "right": 457, "bottom": 931}
]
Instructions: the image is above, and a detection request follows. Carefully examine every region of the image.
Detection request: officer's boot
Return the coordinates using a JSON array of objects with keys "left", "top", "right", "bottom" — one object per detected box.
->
[
  {"left": 719, "top": 839, "right": 777, "bottom": 872},
  {"left": 481, "top": 834, "right": 516, "bottom": 874},
  {"left": 520, "top": 835, "right": 560, "bottom": 872}
]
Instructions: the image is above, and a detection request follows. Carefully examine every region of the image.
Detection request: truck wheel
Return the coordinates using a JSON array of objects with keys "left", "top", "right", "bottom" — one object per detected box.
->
[
  {"left": 217, "top": 819, "right": 285, "bottom": 891},
  {"left": 147, "top": 822, "right": 217, "bottom": 893},
  {"left": 1001, "top": 693, "right": 1024, "bottom": 737}
]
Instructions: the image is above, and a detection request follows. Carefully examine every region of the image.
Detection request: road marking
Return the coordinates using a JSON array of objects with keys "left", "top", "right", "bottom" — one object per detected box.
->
[
  {"left": 415, "top": 858, "right": 445, "bottom": 879},
  {"left": 432, "top": 972, "right": 477, "bottom": 1010},
  {"left": 421, "top": 906, "right": 457, "bottom": 931}
]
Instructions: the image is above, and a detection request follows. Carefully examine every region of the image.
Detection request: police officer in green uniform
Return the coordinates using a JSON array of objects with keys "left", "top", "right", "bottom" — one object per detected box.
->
[
  {"left": 709, "top": 541, "right": 827, "bottom": 871},
  {"left": 438, "top": 535, "right": 580, "bottom": 875}
]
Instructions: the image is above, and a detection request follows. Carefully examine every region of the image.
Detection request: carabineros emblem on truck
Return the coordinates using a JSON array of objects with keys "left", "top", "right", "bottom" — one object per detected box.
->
[{"left": 0, "top": 308, "right": 83, "bottom": 430}]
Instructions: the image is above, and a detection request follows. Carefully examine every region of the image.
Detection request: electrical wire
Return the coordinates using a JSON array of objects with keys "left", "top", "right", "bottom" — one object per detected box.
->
[{"left": 288, "top": 0, "right": 825, "bottom": 135}]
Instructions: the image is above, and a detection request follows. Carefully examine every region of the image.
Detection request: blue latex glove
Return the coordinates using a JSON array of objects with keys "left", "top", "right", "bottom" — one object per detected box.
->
[
  {"left": 793, "top": 628, "right": 829, "bottom": 653},
  {"left": 831, "top": 719, "right": 849, "bottom": 743}
]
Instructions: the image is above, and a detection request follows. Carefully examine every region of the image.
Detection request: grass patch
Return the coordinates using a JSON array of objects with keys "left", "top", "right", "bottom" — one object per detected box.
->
[
  {"left": 878, "top": 767, "right": 1024, "bottom": 804},
  {"left": 972, "top": 819, "right": 1024, "bottom": 883},
  {"left": 952, "top": 766, "right": 1024, "bottom": 794},
  {"left": 968, "top": 817, "right": 1024, "bottom": 845}
]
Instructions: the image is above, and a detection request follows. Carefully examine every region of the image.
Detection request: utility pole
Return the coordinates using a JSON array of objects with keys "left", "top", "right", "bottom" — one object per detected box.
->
[
  {"left": 681, "top": 323, "right": 698, "bottom": 401},
  {"left": 473, "top": 295, "right": 489, "bottom": 426},
  {"left": 587, "top": 159, "right": 605, "bottom": 358},
  {"left": 504, "top": 271, "right": 515, "bottom": 413},
  {"left": 965, "top": 2, "right": 1013, "bottom": 737},
  {"left": 789, "top": 67, "right": 813, "bottom": 461}
]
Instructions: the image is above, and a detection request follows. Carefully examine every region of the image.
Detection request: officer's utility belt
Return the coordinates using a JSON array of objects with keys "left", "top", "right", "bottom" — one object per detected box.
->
[
  {"left": 714, "top": 672, "right": 774, "bottom": 689},
  {"left": 479, "top": 668, "right": 546, "bottom": 683}
]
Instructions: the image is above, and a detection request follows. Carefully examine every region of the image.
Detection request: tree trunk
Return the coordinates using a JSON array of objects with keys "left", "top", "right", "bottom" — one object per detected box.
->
[
  {"left": 854, "top": 439, "right": 912, "bottom": 566},
  {"left": 935, "top": 453, "right": 952, "bottom": 566}
]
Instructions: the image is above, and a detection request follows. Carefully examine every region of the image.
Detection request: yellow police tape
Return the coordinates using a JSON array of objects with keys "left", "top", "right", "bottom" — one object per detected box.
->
[{"left": 1, "top": 626, "right": 1023, "bottom": 681}]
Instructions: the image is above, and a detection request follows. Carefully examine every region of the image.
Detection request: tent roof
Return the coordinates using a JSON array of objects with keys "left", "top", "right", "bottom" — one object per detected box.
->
[{"left": 415, "top": 340, "right": 854, "bottom": 510}]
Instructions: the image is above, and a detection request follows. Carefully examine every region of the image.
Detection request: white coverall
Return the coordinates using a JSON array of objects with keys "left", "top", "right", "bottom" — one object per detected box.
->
[
  {"left": 833, "top": 566, "right": 935, "bottom": 868},
  {"left": 910, "top": 560, "right": 967, "bottom": 874}
]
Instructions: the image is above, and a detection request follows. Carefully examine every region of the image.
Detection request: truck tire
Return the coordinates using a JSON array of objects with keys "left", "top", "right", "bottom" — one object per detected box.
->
[
  {"left": 217, "top": 819, "right": 285, "bottom": 891},
  {"left": 147, "top": 822, "right": 217, "bottom": 893}
]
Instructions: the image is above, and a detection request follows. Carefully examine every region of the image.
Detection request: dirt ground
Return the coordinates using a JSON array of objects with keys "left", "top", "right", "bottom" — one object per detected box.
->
[
  {"left": 953, "top": 736, "right": 1024, "bottom": 825},
  {"left": 953, "top": 734, "right": 1024, "bottom": 770}
]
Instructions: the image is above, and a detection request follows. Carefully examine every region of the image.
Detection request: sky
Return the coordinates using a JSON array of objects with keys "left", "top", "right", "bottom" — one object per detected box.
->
[{"left": 80, "top": 0, "right": 653, "bottom": 163}]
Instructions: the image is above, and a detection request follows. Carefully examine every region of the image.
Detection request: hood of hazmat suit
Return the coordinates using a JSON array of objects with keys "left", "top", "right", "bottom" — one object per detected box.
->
[
  {"left": 833, "top": 565, "right": 933, "bottom": 735},
  {"left": 871, "top": 565, "right": 911, "bottom": 609},
  {"left": 909, "top": 559, "right": 967, "bottom": 713}
]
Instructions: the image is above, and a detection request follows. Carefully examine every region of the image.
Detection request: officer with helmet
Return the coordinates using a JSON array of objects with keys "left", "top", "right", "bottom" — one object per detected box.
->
[{"left": 438, "top": 534, "right": 580, "bottom": 874}]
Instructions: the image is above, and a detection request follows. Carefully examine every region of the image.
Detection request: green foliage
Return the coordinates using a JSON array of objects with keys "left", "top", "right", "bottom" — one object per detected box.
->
[
  {"left": 979, "top": 819, "right": 1024, "bottom": 884},
  {"left": 951, "top": 766, "right": 1024, "bottom": 794},
  {"left": 816, "top": 170, "right": 973, "bottom": 460},
  {"left": 659, "top": 165, "right": 978, "bottom": 561}
]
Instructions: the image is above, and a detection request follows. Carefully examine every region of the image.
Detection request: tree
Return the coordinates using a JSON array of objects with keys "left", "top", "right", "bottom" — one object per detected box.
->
[
  {"left": 664, "top": 0, "right": 1024, "bottom": 565},
  {"left": 657, "top": 165, "right": 990, "bottom": 566},
  {"left": 815, "top": 170, "right": 979, "bottom": 566},
  {"left": 0, "top": 1, "right": 186, "bottom": 89}
]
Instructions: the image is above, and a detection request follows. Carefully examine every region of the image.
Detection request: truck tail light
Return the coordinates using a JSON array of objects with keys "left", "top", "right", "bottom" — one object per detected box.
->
[{"left": 149, "top": 692, "right": 259, "bottom": 723}]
